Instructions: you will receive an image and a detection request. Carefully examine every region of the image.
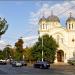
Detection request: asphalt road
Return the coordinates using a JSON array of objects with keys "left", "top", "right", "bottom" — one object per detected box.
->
[{"left": 0, "top": 64, "right": 75, "bottom": 75}]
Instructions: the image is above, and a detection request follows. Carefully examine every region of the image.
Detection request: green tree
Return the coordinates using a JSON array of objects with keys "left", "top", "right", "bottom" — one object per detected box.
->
[
  {"left": 14, "top": 51, "right": 21, "bottom": 61},
  {"left": 31, "top": 35, "right": 58, "bottom": 63},
  {"left": 24, "top": 47, "right": 33, "bottom": 62},
  {"left": 15, "top": 38, "right": 24, "bottom": 52},
  {"left": 0, "top": 50, "right": 4, "bottom": 59},
  {"left": 0, "top": 17, "right": 8, "bottom": 39},
  {"left": 15, "top": 38, "right": 24, "bottom": 60},
  {"left": 3, "top": 45, "right": 12, "bottom": 59}
]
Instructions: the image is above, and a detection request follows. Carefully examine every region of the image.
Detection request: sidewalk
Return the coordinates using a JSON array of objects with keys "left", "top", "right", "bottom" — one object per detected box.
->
[{"left": 53, "top": 62, "right": 69, "bottom": 65}]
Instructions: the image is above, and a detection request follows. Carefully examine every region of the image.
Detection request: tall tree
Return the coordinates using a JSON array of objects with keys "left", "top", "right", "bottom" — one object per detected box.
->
[
  {"left": 15, "top": 38, "right": 24, "bottom": 60},
  {"left": 3, "top": 45, "right": 12, "bottom": 59},
  {"left": 31, "top": 35, "right": 58, "bottom": 63},
  {"left": 0, "top": 17, "right": 8, "bottom": 39},
  {"left": 0, "top": 50, "right": 4, "bottom": 59},
  {"left": 23, "top": 47, "right": 33, "bottom": 62}
]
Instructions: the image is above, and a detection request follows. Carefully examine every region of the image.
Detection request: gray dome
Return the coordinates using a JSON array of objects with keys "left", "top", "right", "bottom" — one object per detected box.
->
[
  {"left": 39, "top": 16, "right": 46, "bottom": 23},
  {"left": 66, "top": 17, "right": 75, "bottom": 22},
  {"left": 47, "top": 15, "right": 60, "bottom": 22}
]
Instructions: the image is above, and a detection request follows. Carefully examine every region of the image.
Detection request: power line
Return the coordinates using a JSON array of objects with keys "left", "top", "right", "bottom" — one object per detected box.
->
[{"left": 57, "top": 5, "right": 75, "bottom": 16}]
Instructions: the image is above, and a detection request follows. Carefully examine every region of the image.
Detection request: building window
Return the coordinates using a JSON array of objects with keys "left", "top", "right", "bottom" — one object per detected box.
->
[
  {"left": 43, "top": 24, "right": 45, "bottom": 29},
  {"left": 69, "top": 24, "right": 70, "bottom": 29},
  {"left": 72, "top": 24, "right": 73, "bottom": 29},
  {"left": 46, "top": 24, "right": 47, "bottom": 29}
]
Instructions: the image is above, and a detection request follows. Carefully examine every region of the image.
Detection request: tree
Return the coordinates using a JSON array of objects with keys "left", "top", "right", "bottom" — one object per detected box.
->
[
  {"left": 0, "top": 50, "right": 4, "bottom": 59},
  {"left": 15, "top": 38, "right": 24, "bottom": 52},
  {"left": 14, "top": 51, "right": 21, "bottom": 61},
  {"left": 0, "top": 17, "right": 8, "bottom": 39},
  {"left": 31, "top": 35, "right": 58, "bottom": 63},
  {"left": 23, "top": 47, "right": 33, "bottom": 62},
  {"left": 3, "top": 45, "right": 12, "bottom": 59},
  {"left": 15, "top": 38, "right": 24, "bottom": 60}
]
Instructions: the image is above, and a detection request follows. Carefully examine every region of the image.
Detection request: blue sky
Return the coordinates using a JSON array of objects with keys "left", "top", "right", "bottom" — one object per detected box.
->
[
  {"left": 0, "top": 1, "right": 39, "bottom": 47},
  {"left": 0, "top": 0, "right": 75, "bottom": 48}
]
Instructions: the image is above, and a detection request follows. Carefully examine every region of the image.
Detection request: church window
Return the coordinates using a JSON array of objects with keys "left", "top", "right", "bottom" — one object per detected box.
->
[
  {"left": 69, "top": 24, "right": 70, "bottom": 29},
  {"left": 72, "top": 24, "right": 73, "bottom": 29},
  {"left": 43, "top": 24, "right": 45, "bottom": 29}
]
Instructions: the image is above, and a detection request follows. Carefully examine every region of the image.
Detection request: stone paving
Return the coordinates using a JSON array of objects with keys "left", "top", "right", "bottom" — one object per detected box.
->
[
  {"left": 51, "top": 62, "right": 75, "bottom": 75},
  {"left": 0, "top": 63, "right": 75, "bottom": 75}
]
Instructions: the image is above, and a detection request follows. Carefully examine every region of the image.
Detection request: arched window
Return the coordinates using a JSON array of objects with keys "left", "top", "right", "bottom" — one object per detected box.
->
[
  {"left": 46, "top": 24, "right": 47, "bottom": 29},
  {"left": 43, "top": 24, "right": 45, "bottom": 29},
  {"left": 69, "top": 24, "right": 70, "bottom": 29},
  {"left": 72, "top": 24, "right": 73, "bottom": 29}
]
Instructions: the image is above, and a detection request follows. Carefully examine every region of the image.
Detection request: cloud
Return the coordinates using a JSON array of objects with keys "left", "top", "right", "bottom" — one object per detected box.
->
[
  {"left": 29, "top": 1, "right": 75, "bottom": 26},
  {"left": 22, "top": 35, "right": 38, "bottom": 48},
  {"left": 0, "top": 40, "right": 8, "bottom": 50},
  {"left": 22, "top": 35, "right": 38, "bottom": 41}
]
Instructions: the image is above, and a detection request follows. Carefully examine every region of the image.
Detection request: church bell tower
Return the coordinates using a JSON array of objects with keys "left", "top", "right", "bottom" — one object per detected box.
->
[{"left": 66, "top": 12, "right": 75, "bottom": 30}]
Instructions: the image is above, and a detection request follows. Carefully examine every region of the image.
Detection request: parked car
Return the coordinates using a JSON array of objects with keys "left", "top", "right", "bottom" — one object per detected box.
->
[
  {"left": 33, "top": 61, "right": 50, "bottom": 69},
  {"left": 20, "top": 61, "right": 27, "bottom": 66},
  {"left": 0, "top": 59, "right": 7, "bottom": 65},
  {"left": 11, "top": 61, "right": 22, "bottom": 67},
  {"left": 68, "top": 57, "right": 75, "bottom": 65}
]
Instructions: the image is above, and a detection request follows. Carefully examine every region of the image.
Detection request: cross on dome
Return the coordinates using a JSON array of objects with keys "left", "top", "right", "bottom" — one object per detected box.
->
[
  {"left": 70, "top": 12, "right": 72, "bottom": 18},
  {"left": 51, "top": 10, "right": 53, "bottom": 16}
]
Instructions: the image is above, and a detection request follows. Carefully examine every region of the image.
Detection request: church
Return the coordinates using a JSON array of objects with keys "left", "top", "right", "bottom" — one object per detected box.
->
[{"left": 38, "top": 12, "right": 75, "bottom": 63}]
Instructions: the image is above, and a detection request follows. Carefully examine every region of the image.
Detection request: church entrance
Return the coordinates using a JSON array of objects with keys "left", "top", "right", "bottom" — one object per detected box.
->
[{"left": 57, "top": 50, "right": 64, "bottom": 62}]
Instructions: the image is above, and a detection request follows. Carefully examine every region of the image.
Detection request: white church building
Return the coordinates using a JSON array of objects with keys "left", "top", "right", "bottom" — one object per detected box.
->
[{"left": 38, "top": 12, "right": 75, "bottom": 63}]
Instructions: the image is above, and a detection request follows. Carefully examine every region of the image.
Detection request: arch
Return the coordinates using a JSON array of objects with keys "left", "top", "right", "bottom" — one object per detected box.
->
[{"left": 57, "top": 50, "right": 64, "bottom": 62}]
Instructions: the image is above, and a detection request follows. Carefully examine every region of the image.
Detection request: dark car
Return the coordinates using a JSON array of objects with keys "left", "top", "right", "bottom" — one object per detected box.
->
[
  {"left": 12, "top": 61, "right": 22, "bottom": 67},
  {"left": 34, "top": 61, "right": 50, "bottom": 69},
  {"left": 20, "top": 61, "right": 27, "bottom": 66}
]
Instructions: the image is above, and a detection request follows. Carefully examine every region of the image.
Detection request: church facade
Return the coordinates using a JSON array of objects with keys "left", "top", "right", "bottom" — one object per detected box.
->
[{"left": 38, "top": 13, "right": 75, "bottom": 63}]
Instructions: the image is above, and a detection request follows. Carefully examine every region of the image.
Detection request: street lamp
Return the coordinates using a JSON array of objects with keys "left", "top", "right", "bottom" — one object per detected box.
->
[
  {"left": 38, "top": 31, "right": 44, "bottom": 62},
  {"left": 20, "top": 37, "right": 25, "bottom": 61},
  {"left": 42, "top": 36, "right": 44, "bottom": 62}
]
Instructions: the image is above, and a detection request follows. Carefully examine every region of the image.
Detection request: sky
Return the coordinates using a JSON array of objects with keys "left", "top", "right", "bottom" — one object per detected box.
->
[{"left": 0, "top": 0, "right": 75, "bottom": 49}]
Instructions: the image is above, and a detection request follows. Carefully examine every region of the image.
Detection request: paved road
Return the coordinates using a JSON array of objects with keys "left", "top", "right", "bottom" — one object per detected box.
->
[{"left": 0, "top": 64, "right": 75, "bottom": 75}]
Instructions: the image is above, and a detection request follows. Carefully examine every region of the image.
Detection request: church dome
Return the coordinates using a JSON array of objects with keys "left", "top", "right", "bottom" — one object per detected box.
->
[
  {"left": 66, "top": 12, "right": 75, "bottom": 22},
  {"left": 39, "top": 16, "right": 46, "bottom": 23},
  {"left": 47, "top": 15, "right": 60, "bottom": 22},
  {"left": 66, "top": 17, "right": 75, "bottom": 22}
]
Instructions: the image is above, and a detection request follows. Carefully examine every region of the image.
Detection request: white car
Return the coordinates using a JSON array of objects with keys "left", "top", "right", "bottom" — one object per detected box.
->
[
  {"left": 12, "top": 61, "right": 22, "bottom": 67},
  {"left": 68, "top": 57, "right": 75, "bottom": 65},
  {"left": 0, "top": 59, "right": 7, "bottom": 65}
]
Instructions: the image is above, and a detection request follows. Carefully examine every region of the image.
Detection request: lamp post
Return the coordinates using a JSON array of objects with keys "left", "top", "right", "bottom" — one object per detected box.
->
[
  {"left": 38, "top": 30, "right": 44, "bottom": 62},
  {"left": 20, "top": 37, "right": 25, "bottom": 61},
  {"left": 42, "top": 36, "right": 44, "bottom": 62}
]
